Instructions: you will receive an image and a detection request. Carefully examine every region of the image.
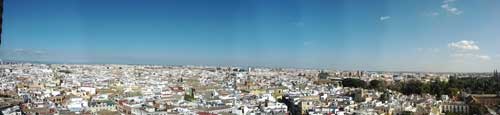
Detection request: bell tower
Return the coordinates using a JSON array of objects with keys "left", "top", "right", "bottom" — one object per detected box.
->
[{"left": 494, "top": 69, "right": 499, "bottom": 81}]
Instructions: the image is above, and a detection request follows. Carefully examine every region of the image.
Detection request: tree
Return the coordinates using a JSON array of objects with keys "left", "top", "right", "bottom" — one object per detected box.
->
[
  {"left": 429, "top": 81, "right": 448, "bottom": 98},
  {"left": 401, "top": 111, "right": 414, "bottom": 115},
  {"left": 448, "top": 88, "right": 460, "bottom": 97},
  {"left": 388, "top": 82, "right": 403, "bottom": 92},
  {"left": 401, "top": 80, "right": 426, "bottom": 95},
  {"left": 379, "top": 91, "right": 390, "bottom": 102},
  {"left": 388, "top": 74, "right": 500, "bottom": 97},
  {"left": 369, "top": 80, "right": 386, "bottom": 91},
  {"left": 352, "top": 90, "right": 365, "bottom": 102},
  {"left": 342, "top": 78, "right": 367, "bottom": 88},
  {"left": 318, "top": 71, "right": 329, "bottom": 79},
  {"left": 184, "top": 94, "right": 195, "bottom": 101}
]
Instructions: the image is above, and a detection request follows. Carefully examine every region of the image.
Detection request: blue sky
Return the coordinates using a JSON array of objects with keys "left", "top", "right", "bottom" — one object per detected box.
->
[{"left": 1, "top": 0, "right": 500, "bottom": 72}]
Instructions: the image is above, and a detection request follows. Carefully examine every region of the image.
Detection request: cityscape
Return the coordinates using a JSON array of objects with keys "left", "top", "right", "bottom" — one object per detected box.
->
[
  {"left": 2, "top": 0, "right": 500, "bottom": 115},
  {"left": 1, "top": 62, "right": 500, "bottom": 115}
]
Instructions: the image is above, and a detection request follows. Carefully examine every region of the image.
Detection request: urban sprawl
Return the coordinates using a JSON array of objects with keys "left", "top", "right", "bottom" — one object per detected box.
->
[{"left": 1, "top": 62, "right": 500, "bottom": 115}]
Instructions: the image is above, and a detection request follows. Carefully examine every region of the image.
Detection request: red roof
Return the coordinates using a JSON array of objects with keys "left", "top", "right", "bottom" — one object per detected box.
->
[
  {"left": 169, "top": 86, "right": 185, "bottom": 92},
  {"left": 197, "top": 112, "right": 217, "bottom": 115}
]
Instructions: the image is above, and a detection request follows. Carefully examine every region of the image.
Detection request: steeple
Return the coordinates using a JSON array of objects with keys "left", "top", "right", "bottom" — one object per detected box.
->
[
  {"left": 494, "top": 69, "right": 500, "bottom": 83},
  {"left": 494, "top": 69, "right": 499, "bottom": 78}
]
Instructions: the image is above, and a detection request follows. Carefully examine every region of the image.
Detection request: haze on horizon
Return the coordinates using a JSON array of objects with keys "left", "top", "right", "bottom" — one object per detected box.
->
[{"left": 1, "top": 0, "right": 500, "bottom": 72}]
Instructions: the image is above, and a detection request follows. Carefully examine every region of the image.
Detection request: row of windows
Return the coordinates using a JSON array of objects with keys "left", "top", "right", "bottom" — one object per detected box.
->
[{"left": 442, "top": 105, "right": 469, "bottom": 113}]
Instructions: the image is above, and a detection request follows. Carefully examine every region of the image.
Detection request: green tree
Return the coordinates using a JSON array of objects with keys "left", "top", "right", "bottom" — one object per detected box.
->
[
  {"left": 379, "top": 91, "right": 390, "bottom": 102},
  {"left": 401, "top": 80, "right": 425, "bottom": 95},
  {"left": 448, "top": 88, "right": 460, "bottom": 97},
  {"left": 342, "top": 78, "right": 367, "bottom": 88},
  {"left": 388, "top": 82, "right": 403, "bottom": 92},
  {"left": 318, "top": 71, "right": 329, "bottom": 79},
  {"left": 429, "top": 81, "right": 448, "bottom": 98},
  {"left": 401, "top": 111, "right": 414, "bottom": 115},
  {"left": 352, "top": 90, "right": 365, "bottom": 102},
  {"left": 369, "top": 80, "right": 386, "bottom": 91}
]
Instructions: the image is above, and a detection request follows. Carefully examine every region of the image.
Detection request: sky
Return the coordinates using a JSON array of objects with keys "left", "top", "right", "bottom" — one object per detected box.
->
[{"left": 1, "top": 0, "right": 500, "bottom": 72}]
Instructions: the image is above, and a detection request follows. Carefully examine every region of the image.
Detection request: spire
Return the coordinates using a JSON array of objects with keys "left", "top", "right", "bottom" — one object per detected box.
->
[
  {"left": 494, "top": 69, "right": 499, "bottom": 80},
  {"left": 495, "top": 69, "right": 498, "bottom": 77}
]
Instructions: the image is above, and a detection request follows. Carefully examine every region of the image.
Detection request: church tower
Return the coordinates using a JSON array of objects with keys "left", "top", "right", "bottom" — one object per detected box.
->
[
  {"left": 496, "top": 69, "right": 500, "bottom": 97},
  {"left": 494, "top": 69, "right": 499, "bottom": 79}
]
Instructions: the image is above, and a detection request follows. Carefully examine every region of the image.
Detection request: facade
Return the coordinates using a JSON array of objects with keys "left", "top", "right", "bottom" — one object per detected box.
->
[
  {"left": 468, "top": 94, "right": 500, "bottom": 106},
  {"left": 441, "top": 101, "right": 469, "bottom": 113},
  {"left": 88, "top": 104, "right": 116, "bottom": 113},
  {"left": 131, "top": 108, "right": 169, "bottom": 115}
]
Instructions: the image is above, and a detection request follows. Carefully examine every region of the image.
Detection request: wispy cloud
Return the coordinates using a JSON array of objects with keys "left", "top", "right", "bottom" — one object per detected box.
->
[
  {"left": 448, "top": 40, "right": 491, "bottom": 61},
  {"left": 0, "top": 49, "right": 48, "bottom": 61},
  {"left": 427, "top": 12, "right": 440, "bottom": 16},
  {"left": 379, "top": 16, "right": 391, "bottom": 21},
  {"left": 293, "top": 21, "right": 304, "bottom": 27},
  {"left": 451, "top": 53, "right": 491, "bottom": 61},
  {"left": 431, "top": 12, "right": 440, "bottom": 16},
  {"left": 443, "top": 0, "right": 456, "bottom": 4},
  {"left": 416, "top": 48, "right": 440, "bottom": 53},
  {"left": 477, "top": 55, "right": 491, "bottom": 60},
  {"left": 422, "top": 11, "right": 440, "bottom": 17},
  {"left": 303, "top": 41, "right": 314, "bottom": 46},
  {"left": 441, "top": 0, "right": 462, "bottom": 15}
]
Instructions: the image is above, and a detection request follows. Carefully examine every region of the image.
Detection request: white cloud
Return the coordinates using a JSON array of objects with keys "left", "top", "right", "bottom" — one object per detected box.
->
[
  {"left": 441, "top": 0, "right": 462, "bottom": 15},
  {"left": 431, "top": 12, "right": 440, "bottom": 16},
  {"left": 13, "top": 48, "right": 26, "bottom": 52},
  {"left": 379, "top": 16, "right": 391, "bottom": 21},
  {"left": 477, "top": 55, "right": 491, "bottom": 60},
  {"left": 443, "top": 0, "right": 456, "bottom": 3},
  {"left": 416, "top": 48, "right": 424, "bottom": 51},
  {"left": 447, "top": 40, "right": 491, "bottom": 61},
  {"left": 303, "top": 41, "right": 314, "bottom": 46},
  {"left": 431, "top": 48, "right": 440, "bottom": 52},
  {"left": 416, "top": 48, "right": 440, "bottom": 53},
  {"left": 448, "top": 40, "right": 480, "bottom": 51},
  {"left": 0, "top": 49, "right": 48, "bottom": 61},
  {"left": 451, "top": 53, "right": 491, "bottom": 61},
  {"left": 422, "top": 11, "right": 440, "bottom": 17},
  {"left": 293, "top": 22, "right": 304, "bottom": 27}
]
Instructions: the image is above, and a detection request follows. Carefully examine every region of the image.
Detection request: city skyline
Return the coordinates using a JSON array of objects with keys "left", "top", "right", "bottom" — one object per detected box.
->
[{"left": 1, "top": 0, "right": 500, "bottom": 72}]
